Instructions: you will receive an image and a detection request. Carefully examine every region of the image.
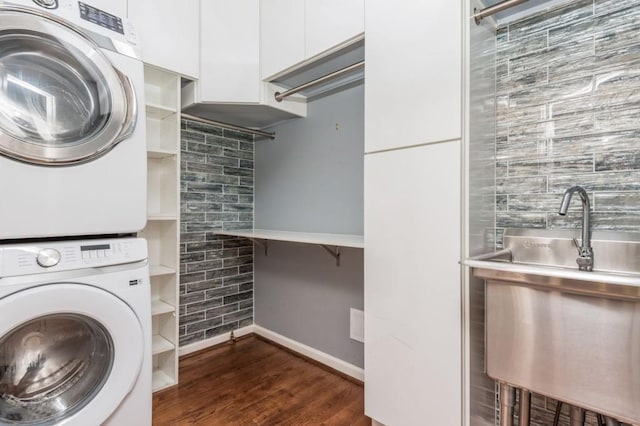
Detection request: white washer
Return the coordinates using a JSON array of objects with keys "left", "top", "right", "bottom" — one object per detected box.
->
[
  {"left": 0, "top": 0, "right": 146, "bottom": 239},
  {"left": 0, "top": 237, "right": 151, "bottom": 425}
]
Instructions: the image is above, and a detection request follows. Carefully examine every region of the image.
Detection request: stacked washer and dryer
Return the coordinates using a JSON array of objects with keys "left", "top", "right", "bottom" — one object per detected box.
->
[{"left": 0, "top": 0, "right": 151, "bottom": 425}]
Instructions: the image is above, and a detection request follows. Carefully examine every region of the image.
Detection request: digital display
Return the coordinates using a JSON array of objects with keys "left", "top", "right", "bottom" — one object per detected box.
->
[
  {"left": 80, "top": 244, "right": 110, "bottom": 251},
  {"left": 78, "top": 2, "right": 124, "bottom": 34}
]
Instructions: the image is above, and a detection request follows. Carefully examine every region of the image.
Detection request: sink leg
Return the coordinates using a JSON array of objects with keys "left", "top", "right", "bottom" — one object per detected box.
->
[
  {"left": 570, "top": 405, "right": 586, "bottom": 426},
  {"left": 499, "top": 382, "right": 516, "bottom": 426},
  {"left": 519, "top": 389, "right": 531, "bottom": 426}
]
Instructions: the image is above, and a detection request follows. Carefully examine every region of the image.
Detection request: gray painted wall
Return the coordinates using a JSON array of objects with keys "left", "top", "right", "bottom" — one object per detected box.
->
[
  {"left": 255, "top": 243, "right": 364, "bottom": 367},
  {"left": 256, "top": 84, "right": 364, "bottom": 234},
  {"left": 254, "top": 84, "right": 364, "bottom": 367}
]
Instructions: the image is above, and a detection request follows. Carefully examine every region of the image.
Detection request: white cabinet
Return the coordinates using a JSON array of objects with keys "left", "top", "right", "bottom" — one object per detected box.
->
[
  {"left": 364, "top": 141, "right": 461, "bottom": 425},
  {"left": 127, "top": 0, "right": 199, "bottom": 78},
  {"left": 138, "top": 66, "right": 181, "bottom": 392},
  {"left": 200, "top": 0, "right": 260, "bottom": 102},
  {"left": 260, "top": 0, "right": 305, "bottom": 80},
  {"left": 183, "top": 0, "right": 305, "bottom": 128},
  {"left": 365, "top": 0, "right": 462, "bottom": 153},
  {"left": 260, "top": 0, "right": 364, "bottom": 79},
  {"left": 304, "top": 0, "right": 364, "bottom": 59}
]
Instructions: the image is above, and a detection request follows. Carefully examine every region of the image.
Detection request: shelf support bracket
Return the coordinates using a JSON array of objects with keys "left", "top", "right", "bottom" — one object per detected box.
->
[
  {"left": 248, "top": 238, "right": 268, "bottom": 256},
  {"left": 320, "top": 245, "right": 341, "bottom": 267}
]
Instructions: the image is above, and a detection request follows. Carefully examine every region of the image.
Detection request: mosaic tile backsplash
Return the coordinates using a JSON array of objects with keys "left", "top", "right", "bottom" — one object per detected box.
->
[
  {"left": 493, "top": 1, "right": 640, "bottom": 425},
  {"left": 178, "top": 119, "right": 254, "bottom": 347},
  {"left": 495, "top": 0, "right": 640, "bottom": 247}
]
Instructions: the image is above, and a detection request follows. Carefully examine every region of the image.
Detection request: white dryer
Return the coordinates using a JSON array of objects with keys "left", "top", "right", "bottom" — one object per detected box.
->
[
  {"left": 0, "top": 0, "right": 146, "bottom": 239},
  {"left": 0, "top": 237, "right": 151, "bottom": 425}
]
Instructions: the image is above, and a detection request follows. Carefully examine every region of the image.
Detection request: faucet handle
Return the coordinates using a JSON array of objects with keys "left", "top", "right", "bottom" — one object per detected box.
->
[{"left": 572, "top": 238, "right": 581, "bottom": 254}]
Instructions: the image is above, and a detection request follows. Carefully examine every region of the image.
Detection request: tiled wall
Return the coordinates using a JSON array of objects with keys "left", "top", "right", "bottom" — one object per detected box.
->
[
  {"left": 495, "top": 0, "right": 640, "bottom": 246},
  {"left": 494, "top": 0, "right": 640, "bottom": 424},
  {"left": 178, "top": 119, "right": 254, "bottom": 347}
]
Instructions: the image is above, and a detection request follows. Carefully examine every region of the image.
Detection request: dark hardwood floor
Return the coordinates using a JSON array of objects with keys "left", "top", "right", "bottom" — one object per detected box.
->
[{"left": 153, "top": 335, "right": 370, "bottom": 425}]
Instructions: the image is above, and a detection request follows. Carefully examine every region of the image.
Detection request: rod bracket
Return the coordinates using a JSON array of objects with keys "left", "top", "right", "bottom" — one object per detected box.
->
[{"left": 320, "top": 245, "right": 341, "bottom": 267}]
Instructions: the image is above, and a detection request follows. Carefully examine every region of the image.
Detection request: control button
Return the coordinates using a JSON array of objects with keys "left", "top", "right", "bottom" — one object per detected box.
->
[
  {"left": 32, "top": 0, "right": 58, "bottom": 9},
  {"left": 36, "top": 248, "right": 61, "bottom": 268},
  {"left": 81, "top": 251, "right": 90, "bottom": 261}
]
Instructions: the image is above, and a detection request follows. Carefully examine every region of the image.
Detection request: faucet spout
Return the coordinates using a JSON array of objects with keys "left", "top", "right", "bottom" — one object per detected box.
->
[{"left": 558, "top": 186, "right": 593, "bottom": 271}]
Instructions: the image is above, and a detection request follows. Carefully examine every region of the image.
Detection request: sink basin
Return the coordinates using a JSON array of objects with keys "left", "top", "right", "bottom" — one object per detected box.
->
[
  {"left": 466, "top": 228, "right": 640, "bottom": 300},
  {"left": 464, "top": 228, "right": 640, "bottom": 424}
]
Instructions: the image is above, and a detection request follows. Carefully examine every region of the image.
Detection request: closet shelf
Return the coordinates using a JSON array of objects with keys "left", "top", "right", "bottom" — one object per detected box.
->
[
  {"left": 151, "top": 299, "right": 175, "bottom": 316},
  {"left": 214, "top": 229, "right": 363, "bottom": 266},
  {"left": 214, "top": 229, "right": 364, "bottom": 248},
  {"left": 152, "top": 334, "right": 175, "bottom": 355},
  {"left": 149, "top": 264, "right": 177, "bottom": 277}
]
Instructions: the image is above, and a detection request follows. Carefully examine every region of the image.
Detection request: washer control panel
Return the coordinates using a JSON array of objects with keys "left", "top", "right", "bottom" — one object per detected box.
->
[{"left": 0, "top": 238, "right": 147, "bottom": 277}]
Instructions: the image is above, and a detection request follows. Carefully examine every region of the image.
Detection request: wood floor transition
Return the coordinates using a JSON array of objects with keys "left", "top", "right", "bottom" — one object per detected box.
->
[{"left": 152, "top": 335, "right": 370, "bottom": 425}]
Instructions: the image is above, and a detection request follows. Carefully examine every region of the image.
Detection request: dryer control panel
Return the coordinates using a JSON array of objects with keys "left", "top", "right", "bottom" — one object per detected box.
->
[{"left": 0, "top": 238, "right": 147, "bottom": 277}]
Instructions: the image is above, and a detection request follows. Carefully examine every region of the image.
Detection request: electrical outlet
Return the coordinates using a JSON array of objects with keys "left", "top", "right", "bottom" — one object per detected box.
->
[{"left": 350, "top": 308, "right": 364, "bottom": 343}]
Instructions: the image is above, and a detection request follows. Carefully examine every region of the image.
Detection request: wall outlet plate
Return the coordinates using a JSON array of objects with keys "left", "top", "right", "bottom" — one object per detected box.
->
[{"left": 350, "top": 308, "right": 364, "bottom": 343}]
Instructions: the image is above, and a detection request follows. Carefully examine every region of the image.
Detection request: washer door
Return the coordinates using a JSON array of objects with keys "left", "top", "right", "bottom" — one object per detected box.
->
[
  {"left": 0, "top": 284, "right": 144, "bottom": 425},
  {"left": 0, "top": 6, "right": 137, "bottom": 165}
]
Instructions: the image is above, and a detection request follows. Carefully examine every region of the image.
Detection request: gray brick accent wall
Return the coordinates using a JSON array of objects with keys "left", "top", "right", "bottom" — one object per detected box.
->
[
  {"left": 179, "top": 119, "right": 254, "bottom": 347},
  {"left": 495, "top": 0, "right": 640, "bottom": 247},
  {"left": 493, "top": 1, "right": 640, "bottom": 425}
]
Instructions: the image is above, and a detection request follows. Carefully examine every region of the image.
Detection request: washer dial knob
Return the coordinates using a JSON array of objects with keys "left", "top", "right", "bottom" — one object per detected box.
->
[
  {"left": 36, "top": 248, "right": 61, "bottom": 268},
  {"left": 33, "top": 0, "right": 58, "bottom": 9}
]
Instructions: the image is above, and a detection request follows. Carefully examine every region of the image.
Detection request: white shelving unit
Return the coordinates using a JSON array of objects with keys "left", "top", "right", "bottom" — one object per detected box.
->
[
  {"left": 214, "top": 229, "right": 363, "bottom": 266},
  {"left": 138, "top": 66, "right": 180, "bottom": 392}
]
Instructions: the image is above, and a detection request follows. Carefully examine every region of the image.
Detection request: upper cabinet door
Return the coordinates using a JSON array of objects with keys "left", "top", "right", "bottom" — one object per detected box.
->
[
  {"left": 305, "top": 0, "right": 364, "bottom": 59},
  {"left": 128, "top": 0, "right": 200, "bottom": 78},
  {"left": 304, "top": 0, "right": 364, "bottom": 58},
  {"left": 200, "top": 0, "right": 260, "bottom": 103},
  {"left": 260, "top": 0, "right": 305, "bottom": 79},
  {"left": 365, "top": 0, "right": 462, "bottom": 153}
]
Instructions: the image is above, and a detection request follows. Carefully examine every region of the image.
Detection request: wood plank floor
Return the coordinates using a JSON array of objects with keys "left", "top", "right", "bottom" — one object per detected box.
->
[{"left": 153, "top": 335, "right": 370, "bottom": 425}]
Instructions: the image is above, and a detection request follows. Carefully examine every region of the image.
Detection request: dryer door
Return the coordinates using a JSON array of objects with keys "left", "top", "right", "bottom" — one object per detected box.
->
[
  {"left": 0, "top": 6, "right": 137, "bottom": 165},
  {"left": 0, "top": 284, "right": 144, "bottom": 426}
]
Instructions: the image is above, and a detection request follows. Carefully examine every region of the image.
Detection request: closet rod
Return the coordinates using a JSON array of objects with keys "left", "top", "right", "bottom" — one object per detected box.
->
[
  {"left": 473, "top": 0, "right": 529, "bottom": 24},
  {"left": 274, "top": 61, "right": 364, "bottom": 102},
  {"left": 181, "top": 113, "right": 276, "bottom": 140}
]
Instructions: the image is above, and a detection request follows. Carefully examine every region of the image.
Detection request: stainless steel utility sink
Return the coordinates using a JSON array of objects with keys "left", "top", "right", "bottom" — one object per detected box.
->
[{"left": 464, "top": 228, "right": 640, "bottom": 425}]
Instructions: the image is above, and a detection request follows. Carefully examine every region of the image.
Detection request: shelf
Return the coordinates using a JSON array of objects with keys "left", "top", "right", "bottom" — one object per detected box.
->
[
  {"left": 152, "top": 369, "right": 175, "bottom": 392},
  {"left": 148, "top": 214, "right": 178, "bottom": 221},
  {"left": 152, "top": 334, "right": 175, "bottom": 355},
  {"left": 214, "top": 229, "right": 363, "bottom": 266},
  {"left": 152, "top": 299, "right": 175, "bottom": 316},
  {"left": 214, "top": 229, "right": 364, "bottom": 248},
  {"left": 146, "top": 103, "right": 177, "bottom": 120},
  {"left": 147, "top": 148, "right": 178, "bottom": 159},
  {"left": 149, "top": 264, "right": 177, "bottom": 277}
]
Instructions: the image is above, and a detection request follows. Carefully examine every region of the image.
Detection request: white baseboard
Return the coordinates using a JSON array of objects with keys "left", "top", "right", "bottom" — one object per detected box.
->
[
  {"left": 253, "top": 325, "right": 364, "bottom": 382},
  {"left": 178, "top": 325, "right": 255, "bottom": 357}
]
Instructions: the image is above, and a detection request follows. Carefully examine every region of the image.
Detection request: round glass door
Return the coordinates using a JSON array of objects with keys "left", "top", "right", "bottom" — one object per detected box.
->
[
  {"left": 0, "top": 283, "right": 145, "bottom": 426},
  {"left": 0, "top": 7, "right": 136, "bottom": 165},
  {"left": 0, "top": 314, "right": 113, "bottom": 424}
]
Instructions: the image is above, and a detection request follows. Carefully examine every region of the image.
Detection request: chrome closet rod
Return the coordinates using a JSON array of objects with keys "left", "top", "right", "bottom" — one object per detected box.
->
[
  {"left": 473, "top": 0, "right": 529, "bottom": 24},
  {"left": 181, "top": 113, "right": 276, "bottom": 140},
  {"left": 274, "top": 61, "right": 364, "bottom": 102}
]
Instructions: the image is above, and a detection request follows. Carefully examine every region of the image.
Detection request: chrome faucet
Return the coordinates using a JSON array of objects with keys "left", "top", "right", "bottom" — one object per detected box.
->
[{"left": 558, "top": 186, "right": 593, "bottom": 271}]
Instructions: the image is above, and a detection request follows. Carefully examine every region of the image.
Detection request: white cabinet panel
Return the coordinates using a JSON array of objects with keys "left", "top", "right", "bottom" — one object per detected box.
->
[
  {"left": 260, "top": 0, "right": 305, "bottom": 79},
  {"left": 364, "top": 141, "right": 461, "bottom": 425},
  {"left": 305, "top": 0, "right": 364, "bottom": 59},
  {"left": 128, "top": 0, "right": 199, "bottom": 78},
  {"left": 200, "top": 0, "right": 260, "bottom": 103},
  {"left": 365, "top": 0, "right": 462, "bottom": 153}
]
